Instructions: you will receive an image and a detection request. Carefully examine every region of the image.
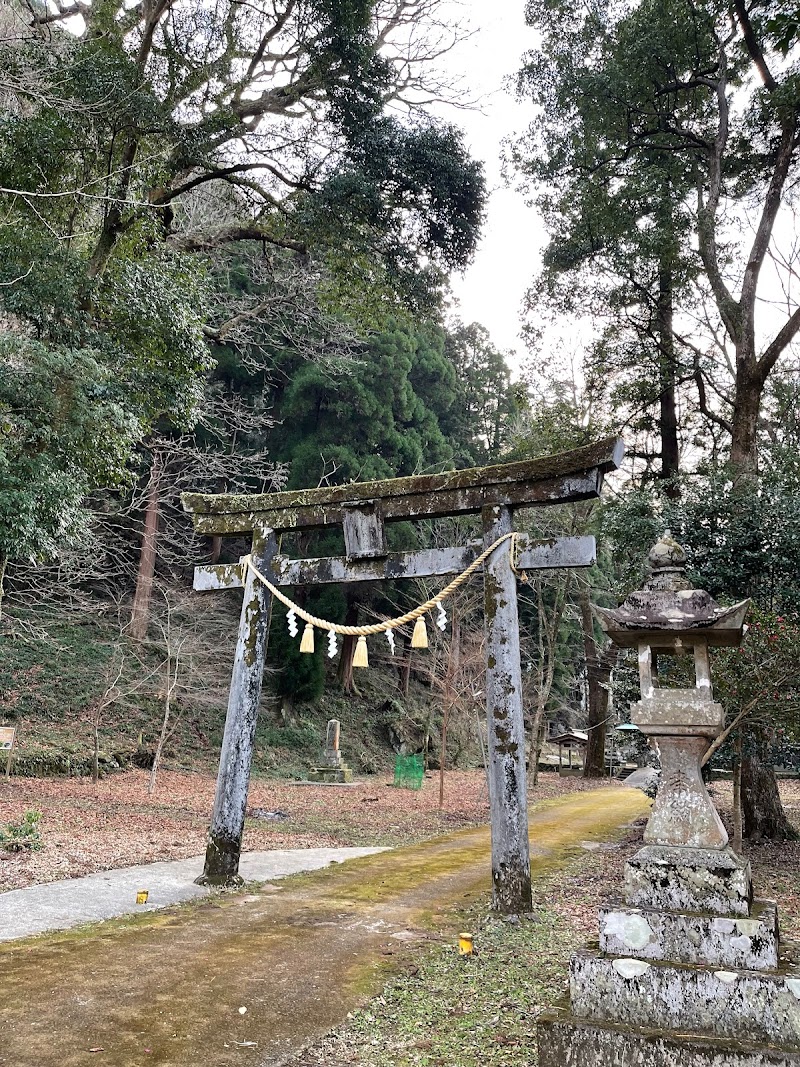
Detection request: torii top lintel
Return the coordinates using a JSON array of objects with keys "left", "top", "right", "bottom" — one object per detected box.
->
[{"left": 181, "top": 436, "right": 625, "bottom": 536}]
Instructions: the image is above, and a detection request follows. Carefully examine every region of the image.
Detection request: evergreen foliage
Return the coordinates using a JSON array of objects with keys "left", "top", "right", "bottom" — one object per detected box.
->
[{"left": 516, "top": 0, "right": 800, "bottom": 479}]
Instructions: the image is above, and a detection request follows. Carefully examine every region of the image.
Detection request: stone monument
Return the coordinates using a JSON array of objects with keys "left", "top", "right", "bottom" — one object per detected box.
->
[
  {"left": 538, "top": 533, "right": 800, "bottom": 1066},
  {"left": 308, "top": 719, "right": 353, "bottom": 783}
]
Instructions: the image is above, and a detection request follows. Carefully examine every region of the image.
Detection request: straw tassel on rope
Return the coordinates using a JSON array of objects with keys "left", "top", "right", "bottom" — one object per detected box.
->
[
  {"left": 353, "top": 635, "right": 369, "bottom": 668},
  {"left": 411, "top": 616, "right": 428, "bottom": 648},
  {"left": 300, "top": 623, "right": 315, "bottom": 653}
]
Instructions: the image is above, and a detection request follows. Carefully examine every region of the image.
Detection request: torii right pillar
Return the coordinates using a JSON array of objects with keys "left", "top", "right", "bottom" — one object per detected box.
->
[{"left": 483, "top": 503, "right": 531, "bottom": 914}]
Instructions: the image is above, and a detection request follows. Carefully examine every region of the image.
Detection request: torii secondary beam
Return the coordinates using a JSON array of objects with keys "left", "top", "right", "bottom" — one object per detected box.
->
[
  {"left": 182, "top": 436, "right": 624, "bottom": 911},
  {"left": 193, "top": 535, "right": 597, "bottom": 591}
]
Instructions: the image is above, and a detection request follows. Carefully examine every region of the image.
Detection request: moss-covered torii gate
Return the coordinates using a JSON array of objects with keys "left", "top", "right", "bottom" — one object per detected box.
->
[{"left": 181, "top": 437, "right": 624, "bottom": 914}]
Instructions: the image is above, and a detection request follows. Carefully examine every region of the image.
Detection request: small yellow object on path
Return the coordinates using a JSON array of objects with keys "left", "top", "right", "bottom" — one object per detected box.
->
[{"left": 136, "top": 890, "right": 149, "bottom": 905}]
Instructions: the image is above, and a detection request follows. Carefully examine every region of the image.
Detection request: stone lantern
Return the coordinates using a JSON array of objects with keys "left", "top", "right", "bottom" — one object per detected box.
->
[
  {"left": 537, "top": 533, "right": 800, "bottom": 1067},
  {"left": 594, "top": 531, "right": 749, "bottom": 852}
]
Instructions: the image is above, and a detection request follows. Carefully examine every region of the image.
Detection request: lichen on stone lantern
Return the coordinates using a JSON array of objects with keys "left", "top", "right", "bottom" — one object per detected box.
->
[
  {"left": 537, "top": 535, "right": 800, "bottom": 1066},
  {"left": 595, "top": 532, "right": 749, "bottom": 850}
]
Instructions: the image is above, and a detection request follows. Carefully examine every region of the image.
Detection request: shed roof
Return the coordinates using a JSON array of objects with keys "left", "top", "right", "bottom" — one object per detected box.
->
[{"left": 549, "top": 730, "right": 589, "bottom": 746}]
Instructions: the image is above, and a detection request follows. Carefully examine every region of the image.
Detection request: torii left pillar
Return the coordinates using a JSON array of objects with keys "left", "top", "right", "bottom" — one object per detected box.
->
[{"left": 195, "top": 525, "right": 277, "bottom": 885}]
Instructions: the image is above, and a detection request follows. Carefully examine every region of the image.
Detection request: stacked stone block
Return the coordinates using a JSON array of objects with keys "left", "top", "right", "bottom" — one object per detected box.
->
[
  {"left": 538, "top": 843, "right": 800, "bottom": 1065},
  {"left": 307, "top": 719, "right": 353, "bottom": 783}
]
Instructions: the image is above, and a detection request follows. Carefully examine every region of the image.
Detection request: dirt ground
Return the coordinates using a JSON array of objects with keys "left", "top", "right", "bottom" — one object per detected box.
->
[
  {"left": 0, "top": 768, "right": 613, "bottom": 892},
  {"left": 3, "top": 771, "right": 800, "bottom": 1067},
  {"left": 285, "top": 780, "right": 800, "bottom": 1067}
]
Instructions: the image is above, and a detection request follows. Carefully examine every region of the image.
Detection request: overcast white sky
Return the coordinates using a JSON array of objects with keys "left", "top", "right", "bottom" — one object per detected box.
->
[{"left": 434, "top": 1, "right": 545, "bottom": 365}]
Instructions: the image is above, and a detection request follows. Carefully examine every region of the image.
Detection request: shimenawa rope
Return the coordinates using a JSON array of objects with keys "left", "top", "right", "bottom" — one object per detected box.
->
[{"left": 243, "top": 530, "right": 520, "bottom": 638}]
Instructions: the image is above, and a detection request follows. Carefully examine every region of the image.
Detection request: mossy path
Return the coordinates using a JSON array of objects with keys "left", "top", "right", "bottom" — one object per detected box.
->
[{"left": 0, "top": 787, "right": 648, "bottom": 1067}]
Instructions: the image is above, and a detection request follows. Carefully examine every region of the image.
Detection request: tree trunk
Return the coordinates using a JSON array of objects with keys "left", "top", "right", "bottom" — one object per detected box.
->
[
  {"left": 531, "top": 713, "right": 548, "bottom": 787},
  {"left": 528, "top": 574, "right": 570, "bottom": 788},
  {"left": 439, "top": 700, "right": 450, "bottom": 809},
  {"left": 129, "top": 453, "right": 162, "bottom": 641},
  {"left": 0, "top": 552, "right": 6, "bottom": 621},
  {"left": 732, "top": 731, "right": 743, "bottom": 854},
  {"left": 337, "top": 597, "right": 359, "bottom": 695},
  {"left": 92, "top": 722, "right": 99, "bottom": 785},
  {"left": 210, "top": 535, "right": 223, "bottom": 565},
  {"left": 742, "top": 730, "right": 797, "bottom": 841},
  {"left": 399, "top": 638, "right": 411, "bottom": 696},
  {"left": 729, "top": 362, "right": 764, "bottom": 481},
  {"left": 209, "top": 478, "right": 227, "bottom": 564},
  {"left": 149, "top": 661, "right": 172, "bottom": 796},
  {"left": 439, "top": 611, "right": 460, "bottom": 809},
  {"left": 727, "top": 357, "right": 794, "bottom": 839},
  {"left": 657, "top": 261, "right": 680, "bottom": 496},
  {"left": 580, "top": 588, "right": 615, "bottom": 778}
]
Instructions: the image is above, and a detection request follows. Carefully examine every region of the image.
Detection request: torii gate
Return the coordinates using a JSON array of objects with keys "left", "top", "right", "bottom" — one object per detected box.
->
[{"left": 181, "top": 436, "right": 624, "bottom": 913}]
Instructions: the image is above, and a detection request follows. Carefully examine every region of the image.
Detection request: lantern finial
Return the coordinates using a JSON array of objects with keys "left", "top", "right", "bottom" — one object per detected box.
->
[{"left": 646, "top": 531, "right": 688, "bottom": 591}]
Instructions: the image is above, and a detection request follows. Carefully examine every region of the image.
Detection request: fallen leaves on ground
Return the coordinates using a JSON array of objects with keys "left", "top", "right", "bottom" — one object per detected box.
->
[
  {"left": 0, "top": 768, "right": 611, "bottom": 891},
  {"left": 711, "top": 778, "right": 800, "bottom": 939}
]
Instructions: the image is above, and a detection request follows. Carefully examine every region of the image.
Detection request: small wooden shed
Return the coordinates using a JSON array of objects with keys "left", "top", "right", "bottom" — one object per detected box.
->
[{"left": 549, "top": 729, "right": 589, "bottom": 769}]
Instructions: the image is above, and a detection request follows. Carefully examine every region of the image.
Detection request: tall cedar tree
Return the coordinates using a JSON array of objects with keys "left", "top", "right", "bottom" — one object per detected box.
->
[{"left": 516, "top": 0, "right": 800, "bottom": 480}]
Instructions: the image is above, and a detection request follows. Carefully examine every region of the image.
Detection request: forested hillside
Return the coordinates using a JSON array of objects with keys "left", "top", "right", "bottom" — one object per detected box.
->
[
  {"left": 0, "top": 0, "right": 519, "bottom": 784},
  {"left": 0, "top": 0, "right": 798, "bottom": 843}
]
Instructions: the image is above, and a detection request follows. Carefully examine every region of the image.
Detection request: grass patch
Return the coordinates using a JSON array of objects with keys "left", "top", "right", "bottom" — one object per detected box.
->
[
  {"left": 0, "top": 808, "right": 43, "bottom": 852},
  {"left": 290, "top": 860, "right": 593, "bottom": 1067},
  {"left": 288, "top": 804, "right": 649, "bottom": 1067},
  {"left": 346, "top": 908, "right": 570, "bottom": 1066}
]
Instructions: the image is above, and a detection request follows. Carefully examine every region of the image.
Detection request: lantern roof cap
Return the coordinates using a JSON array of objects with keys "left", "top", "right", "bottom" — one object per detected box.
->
[{"left": 594, "top": 532, "right": 749, "bottom": 648}]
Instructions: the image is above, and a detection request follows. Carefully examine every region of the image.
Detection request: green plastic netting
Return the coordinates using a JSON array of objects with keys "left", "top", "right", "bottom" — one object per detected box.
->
[{"left": 393, "top": 753, "right": 424, "bottom": 790}]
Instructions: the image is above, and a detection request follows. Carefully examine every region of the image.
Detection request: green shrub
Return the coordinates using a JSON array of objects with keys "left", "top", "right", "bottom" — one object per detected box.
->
[
  {"left": 0, "top": 809, "right": 43, "bottom": 852},
  {"left": 260, "top": 719, "right": 319, "bottom": 752}
]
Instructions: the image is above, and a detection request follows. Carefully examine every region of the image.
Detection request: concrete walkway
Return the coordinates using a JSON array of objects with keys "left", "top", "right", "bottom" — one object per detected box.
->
[{"left": 0, "top": 846, "right": 387, "bottom": 942}]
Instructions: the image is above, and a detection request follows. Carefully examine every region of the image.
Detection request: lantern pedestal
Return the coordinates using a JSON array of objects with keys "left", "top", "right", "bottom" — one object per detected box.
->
[
  {"left": 538, "top": 842, "right": 800, "bottom": 1067},
  {"left": 631, "top": 691, "right": 728, "bottom": 850},
  {"left": 624, "top": 843, "right": 752, "bottom": 915},
  {"left": 538, "top": 1007, "right": 800, "bottom": 1067}
]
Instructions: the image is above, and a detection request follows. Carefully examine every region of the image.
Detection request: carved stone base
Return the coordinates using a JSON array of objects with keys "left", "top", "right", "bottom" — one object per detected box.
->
[
  {"left": 569, "top": 947, "right": 800, "bottom": 1048},
  {"left": 318, "top": 747, "right": 343, "bottom": 768},
  {"left": 599, "top": 898, "right": 779, "bottom": 970},
  {"left": 643, "top": 733, "right": 728, "bottom": 848},
  {"left": 624, "top": 845, "right": 752, "bottom": 916},
  {"left": 307, "top": 765, "right": 353, "bottom": 783},
  {"left": 536, "top": 842, "right": 795, "bottom": 1064},
  {"left": 538, "top": 1006, "right": 800, "bottom": 1067}
]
